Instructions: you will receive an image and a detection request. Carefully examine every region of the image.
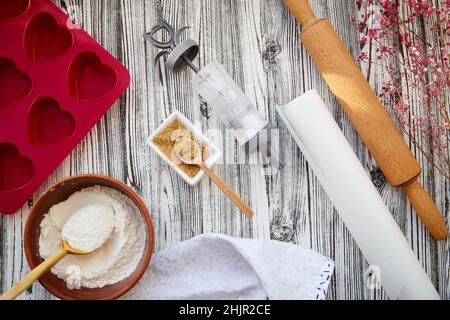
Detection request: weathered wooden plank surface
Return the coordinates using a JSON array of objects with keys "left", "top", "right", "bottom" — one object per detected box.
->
[{"left": 0, "top": 0, "right": 448, "bottom": 300}]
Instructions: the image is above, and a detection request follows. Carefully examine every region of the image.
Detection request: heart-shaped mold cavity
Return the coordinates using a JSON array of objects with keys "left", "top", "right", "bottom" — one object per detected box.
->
[
  {"left": 24, "top": 12, "right": 73, "bottom": 62},
  {"left": 68, "top": 52, "right": 117, "bottom": 100},
  {"left": 0, "top": 0, "right": 29, "bottom": 21},
  {"left": 0, "top": 57, "right": 32, "bottom": 106},
  {"left": 28, "top": 97, "right": 76, "bottom": 146},
  {"left": 0, "top": 142, "right": 35, "bottom": 192}
]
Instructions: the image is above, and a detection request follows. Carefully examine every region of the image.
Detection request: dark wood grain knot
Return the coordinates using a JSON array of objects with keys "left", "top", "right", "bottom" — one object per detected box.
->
[
  {"left": 370, "top": 167, "right": 387, "bottom": 190},
  {"left": 262, "top": 40, "right": 281, "bottom": 63},
  {"left": 271, "top": 216, "right": 294, "bottom": 242},
  {"left": 199, "top": 98, "right": 211, "bottom": 119}
]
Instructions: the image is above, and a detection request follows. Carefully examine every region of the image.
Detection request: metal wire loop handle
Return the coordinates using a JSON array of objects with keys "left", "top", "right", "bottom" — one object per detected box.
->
[{"left": 145, "top": 20, "right": 176, "bottom": 49}]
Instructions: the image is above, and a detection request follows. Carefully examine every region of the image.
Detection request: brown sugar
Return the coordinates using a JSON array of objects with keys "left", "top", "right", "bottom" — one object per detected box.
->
[{"left": 153, "top": 119, "right": 209, "bottom": 177}]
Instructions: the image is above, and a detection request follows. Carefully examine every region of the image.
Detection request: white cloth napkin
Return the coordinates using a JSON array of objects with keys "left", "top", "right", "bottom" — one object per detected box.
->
[{"left": 123, "top": 233, "right": 334, "bottom": 300}]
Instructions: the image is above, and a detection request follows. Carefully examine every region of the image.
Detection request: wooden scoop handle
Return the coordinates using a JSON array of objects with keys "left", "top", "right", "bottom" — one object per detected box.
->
[
  {"left": 284, "top": 0, "right": 317, "bottom": 27},
  {"left": 403, "top": 180, "right": 448, "bottom": 240},
  {"left": 199, "top": 163, "right": 255, "bottom": 218},
  {"left": 0, "top": 248, "right": 68, "bottom": 300}
]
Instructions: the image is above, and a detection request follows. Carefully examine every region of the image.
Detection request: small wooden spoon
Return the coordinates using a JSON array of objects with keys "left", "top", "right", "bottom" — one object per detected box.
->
[
  {"left": 0, "top": 203, "right": 115, "bottom": 300},
  {"left": 174, "top": 138, "right": 255, "bottom": 218}
]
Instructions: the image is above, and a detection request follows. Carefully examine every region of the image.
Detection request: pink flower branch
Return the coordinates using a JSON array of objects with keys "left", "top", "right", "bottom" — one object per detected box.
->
[{"left": 354, "top": 0, "right": 450, "bottom": 179}]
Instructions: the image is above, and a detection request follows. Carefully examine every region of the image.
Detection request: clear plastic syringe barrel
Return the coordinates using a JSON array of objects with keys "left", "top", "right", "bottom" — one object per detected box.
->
[{"left": 192, "top": 62, "right": 268, "bottom": 146}]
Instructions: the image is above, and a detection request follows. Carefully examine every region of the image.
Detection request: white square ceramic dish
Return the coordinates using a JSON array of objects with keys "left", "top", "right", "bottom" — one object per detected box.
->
[{"left": 147, "top": 111, "right": 222, "bottom": 186}]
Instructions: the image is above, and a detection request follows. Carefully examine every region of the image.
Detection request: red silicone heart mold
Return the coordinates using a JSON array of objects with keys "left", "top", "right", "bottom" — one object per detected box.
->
[
  {"left": 0, "top": 57, "right": 32, "bottom": 106},
  {"left": 0, "top": 142, "right": 35, "bottom": 192},
  {"left": 24, "top": 12, "right": 73, "bottom": 62},
  {"left": 68, "top": 52, "right": 118, "bottom": 100},
  {"left": 28, "top": 97, "right": 76, "bottom": 146},
  {"left": 0, "top": 0, "right": 30, "bottom": 21},
  {"left": 0, "top": 0, "right": 130, "bottom": 214}
]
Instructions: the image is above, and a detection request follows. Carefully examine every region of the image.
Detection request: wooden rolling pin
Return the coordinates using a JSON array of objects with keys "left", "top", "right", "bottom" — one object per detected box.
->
[{"left": 284, "top": 0, "right": 448, "bottom": 240}]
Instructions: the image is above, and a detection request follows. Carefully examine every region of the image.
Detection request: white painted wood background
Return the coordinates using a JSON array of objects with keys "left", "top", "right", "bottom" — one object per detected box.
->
[{"left": 1, "top": 0, "right": 448, "bottom": 300}]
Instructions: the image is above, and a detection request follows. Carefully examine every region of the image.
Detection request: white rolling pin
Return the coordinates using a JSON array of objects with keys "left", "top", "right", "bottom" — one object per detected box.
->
[{"left": 276, "top": 90, "right": 439, "bottom": 300}]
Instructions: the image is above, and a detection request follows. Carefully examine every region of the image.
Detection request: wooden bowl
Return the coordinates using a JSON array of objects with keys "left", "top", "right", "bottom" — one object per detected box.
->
[{"left": 23, "top": 174, "right": 154, "bottom": 300}]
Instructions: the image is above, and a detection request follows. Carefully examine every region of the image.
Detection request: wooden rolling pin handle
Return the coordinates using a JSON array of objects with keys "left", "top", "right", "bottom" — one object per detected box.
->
[
  {"left": 403, "top": 180, "right": 448, "bottom": 240},
  {"left": 284, "top": 0, "right": 317, "bottom": 27}
]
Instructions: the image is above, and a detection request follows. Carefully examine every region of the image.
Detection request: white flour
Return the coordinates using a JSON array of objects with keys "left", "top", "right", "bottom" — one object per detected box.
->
[
  {"left": 39, "top": 186, "right": 146, "bottom": 289},
  {"left": 62, "top": 202, "right": 115, "bottom": 253}
]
